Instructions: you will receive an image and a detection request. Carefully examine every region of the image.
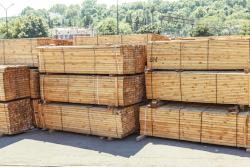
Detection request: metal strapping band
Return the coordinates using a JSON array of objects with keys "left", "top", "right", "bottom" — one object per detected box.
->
[
  {"left": 180, "top": 41, "right": 182, "bottom": 70},
  {"left": 87, "top": 107, "right": 92, "bottom": 134},
  {"left": 93, "top": 76, "right": 96, "bottom": 104},
  {"left": 151, "top": 107, "right": 153, "bottom": 136},
  {"left": 94, "top": 46, "right": 96, "bottom": 74},
  {"left": 151, "top": 42, "right": 154, "bottom": 100},
  {"left": 114, "top": 45, "right": 120, "bottom": 74},
  {"left": 60, "top": 106, "right": 63, "bottom": 131},
  {"left": 207, "top": 40, "right": 209, "bottom": 70},
  {"left": 4, "top": 105, "right": 9, "bottom": 134},
  {"left": 62, "top": 47, "right": 66, "bottom": 73},
  {"left": 97, "top": 35, "right": 99, "bottom": 45},
  {"left": 245, "top": 111, "right": 249, "bottom": 148},
  {"left": 216, "top": 74, "right": 218, "bottom": 103},
  {"left": 144, "top": 106, "right": 148, "bottom": 135},
  {"left": 97, "top": 76, "right": 99, "bottom": 104},
  {"left": 39, "top": 48, "right": 42, "bottom": 71},
  {"left": 2, "top": 40, "right": 5, "bottom": 65},
  {"left": 30, "top": 38, "right": 34, "bottom": 67},
  {"left": 33, "top": 100, "right": 38, "bottom": 127},
  {"left": 42, "top": 48, "right": 46, "bottom": 73},
  {"left": 42, "top": 75, "right": 45, "bottom": 101},
  {"left": 0, "top": 85, "right": 2, "bottom": 101},
  {"left": 40, "top": 104, "right": 46, "bottom": 129},
  {"left": 179, "top": 72, "right": 182, "bottom": 101},
  {"left": 200, "top": 106, "right": 210, "bottom": 142},
  {"left": 236, "top": 112, "right": 238, "bottom": 147},
  {"left": 114, "top": 111, "right": 118, "bottom": 138},
  {"left": 67, "top": 75, "right": 69, "bottom": 102}
]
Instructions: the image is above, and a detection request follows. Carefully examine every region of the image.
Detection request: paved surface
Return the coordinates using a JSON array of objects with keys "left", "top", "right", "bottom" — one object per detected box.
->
[{"left": 0, "top": 129, "right": 250, "bottom": 167}]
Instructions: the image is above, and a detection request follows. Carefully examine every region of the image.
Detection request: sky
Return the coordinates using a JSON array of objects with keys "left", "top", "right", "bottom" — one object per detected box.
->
[{"left": 0, "top": 0, "right": 176, "bottom": 18}]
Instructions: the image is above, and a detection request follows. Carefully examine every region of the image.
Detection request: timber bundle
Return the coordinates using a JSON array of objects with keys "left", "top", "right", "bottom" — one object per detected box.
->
[
  {"left": 74, "top": 34, "right": 170, "bottom": 45},
  {"left": 38, "top": 45, "right": 147, "bottom": 75},
  {"left": 0, "top": 65, "right": 33, "bottom": 135},
  {"left": 141, "top": 36, "right": 250, "bottom": 150},
  {"left": 0, "top": 38, "right": 73, "bottom": 67},
  {"left": 147, "top": 38, "right": 250, "bottom": 70}
]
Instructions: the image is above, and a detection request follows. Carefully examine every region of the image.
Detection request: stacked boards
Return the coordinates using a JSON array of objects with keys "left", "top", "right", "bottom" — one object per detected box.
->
[
  {"left": 140, "top": 102, "right": 250, "bottom": 148},
  {"left": 40, "top": 74, "right": 145, "bottom": 107},
  {"left": 0, "top": 38, "right": 73, "bottom": 67},
  {"left": 40, "top": 102, "right": 141, "bottom": 139},
  {"left": 0, "top": 65, "right": 32, "bottom": 135},
  {"left": 0, "top": 65, "right": 30, "bottom": 101},
  {"left": 74, "top": 34, "right": 170, "bottom": 46},
  {"left": 0, "top": 98, "right": 32, "bottom": 135},
  {"left": 147, "top": 38, "right": 250, "bottom": 70},
  {"left": 146, "top": 71, "right": 250, "bottom": 106},
  {"left": 38, "top": 45, "right": 147, "bottom": 75}
]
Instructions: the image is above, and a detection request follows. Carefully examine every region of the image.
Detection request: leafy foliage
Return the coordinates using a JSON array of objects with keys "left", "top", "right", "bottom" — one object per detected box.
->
[
  {"left": 0, "top": 15, "right": 49, "bottom": 39},
  {"left": 2, "top": 0, "right": 250, "bottom": 37},
  {"left": 137, "top": 24, "right": 162, "bottom": 34},
  {"left": 189, "top": 25, "right": 212, "bottom": 37}
]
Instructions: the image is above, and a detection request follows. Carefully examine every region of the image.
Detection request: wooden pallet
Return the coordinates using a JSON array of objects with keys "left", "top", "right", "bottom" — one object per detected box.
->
[
  {"left": 146, "top": 71, "right": 250, "bottom": 106},
  {"left": 40, "top": 74, "right": 145, "bottom": 107},
  {"left": 147, "top": 38, "right": 250, "bottom": 70},
  {"left": 38, "top": 45, "right": 147, "bottom": 75},
  {"left": 0, "top": 98, "right": 32, "bottom": 135},
  {"left": 30, "top": 69, "right": 40, "bottom": 99},
  {"left": 74, "top": 34, "right": 170, "bottom": 46},
  {"left": 0, "top": 65, "right": 30, "bottom": 101},
  {"left": 40, "top": 102, "right": 143, "bottom": 139},
  {"left": 139, "top": 102, "right": 250, "bottom": 148}
]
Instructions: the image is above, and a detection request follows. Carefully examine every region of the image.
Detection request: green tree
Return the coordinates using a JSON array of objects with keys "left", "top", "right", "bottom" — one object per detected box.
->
[
  {"left": 21, "top": 6, "right": 35, "bottom": 16},
  {"left": 240, "top": 21, "right": 250, "bottom": 35},
  {"left": 97, "top": 18, "right": 117, "bottom": 35},
  {"left": 190, "top": 25, "right": 212, "bottom": 37},
  {"left": 136, "top": 24, "right": 162, "bottom": 34},
  {"left": 49, "top": 4, "right": 67, "bottom": 15},
  {"left": 68, "top": 17, "right": 73, "bottom": 27},
  {"left": 83, "top": 12, "right": 93, "bottom": 27},
  {"left": 18, "top": 15, "right": 49, "bottom": 38}
]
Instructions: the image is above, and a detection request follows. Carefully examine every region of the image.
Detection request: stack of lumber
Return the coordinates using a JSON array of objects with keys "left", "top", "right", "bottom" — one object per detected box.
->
[
  {"left": 30, "top": 69, "right": 40, "bottom": 99},
  {"left": 0, "top": 38, "right": 51, "bottom": 67},
  {"left": 147, "top": 38, "right": 250, "bottom": 70},
  {"left": 40, "top": 102, "right": 142, "bottom": 138},
  {"left": 139, "top": 102, "right": 250, "bottom": 148},
  {"left": 146, "top": 71, "right": 249, "bottom": 105},
  {"left": 40, "top": 74, "right": 145, "bottom": 107},
  {"left": 51, "top": 39, "right": 73, "bottom": 46},
  {"left": 38, "top": 45, "right": 147, "bottom": 74},
  {"left": 0, "top": 65, "right": 30, "bottom": 101},
  {"left": 0, "top": 98, "right": 32, "bottom": 135},
  {"left": 185, "top": 35, "right": 250, "bottom": 40},
  {"left": 74, "top": 34, "right": 170, "bottom": 46}
]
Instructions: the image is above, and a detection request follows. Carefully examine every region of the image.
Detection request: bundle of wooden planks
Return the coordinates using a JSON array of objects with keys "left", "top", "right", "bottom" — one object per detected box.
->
[
  {"left": 0, "top": 38, "right": 73, "bottom": 67},
  {"left": 74, "top": 34, "right": 170, "bottom": 46},
  {"left": 30, "top": 69, "right": 40, "bottom": 99},
  {"left": 50, "top": 39, "right": 73, "bottom": 46},
  {"left": 40, "top": 74, "right": 145, "bottom": 107},
  {"left": 146, "top": 71, "right": 249, "bottom": 105},
  {"left": 147, "top": 38, "right": 250, "bottom": 70},
  {"left": 0, "top": 65, "right": 30, "bottom": 101},
  {"left": 0, "top": 98, "right": 32, "bottom": 135},
  {"left": 139, "top": 102, "right": 250, "bottom": 148},
  {"left": 38, "top": 45, "right": 147, "bottom": 75},
  {"left": 40, "top": 102, "right": 142, "bottom": 139}
]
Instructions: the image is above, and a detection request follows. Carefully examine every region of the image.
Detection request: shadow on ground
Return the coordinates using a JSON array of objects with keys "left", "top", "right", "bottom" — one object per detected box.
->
[{"left": 0, "top": 129, "right": 249, "bottom": 158}]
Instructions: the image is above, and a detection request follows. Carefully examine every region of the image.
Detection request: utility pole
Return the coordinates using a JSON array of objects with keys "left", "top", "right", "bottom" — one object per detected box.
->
[
  {"left": 0, "top": 3, "right": 14, "bottom": 39},
  {"left": 117, "top": 0, "right": 119, "bottom": 35}
]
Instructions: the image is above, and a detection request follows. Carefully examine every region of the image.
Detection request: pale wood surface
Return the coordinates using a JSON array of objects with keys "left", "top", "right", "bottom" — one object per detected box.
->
[{"left": 0, "top": 98, "right": 32, "bottom": 135}]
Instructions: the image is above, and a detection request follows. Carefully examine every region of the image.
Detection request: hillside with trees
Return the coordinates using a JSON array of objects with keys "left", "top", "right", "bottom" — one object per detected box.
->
[{"left": 0, "top": 0, "right": 250, "bottom": 38}]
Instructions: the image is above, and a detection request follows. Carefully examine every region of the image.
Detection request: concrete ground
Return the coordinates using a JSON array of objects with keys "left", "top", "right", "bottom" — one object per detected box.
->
[{"left": 0, "top": 130, "right": 249, "bottom": 167}]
